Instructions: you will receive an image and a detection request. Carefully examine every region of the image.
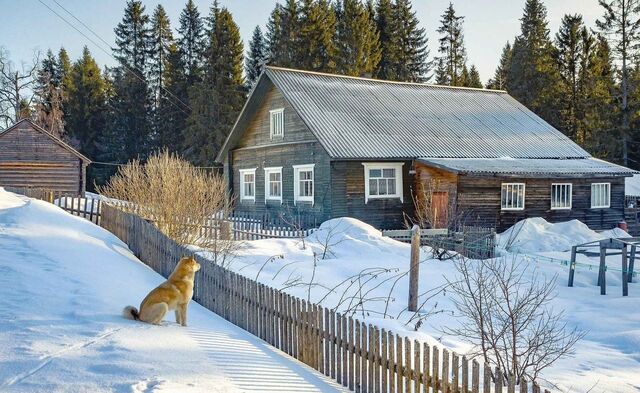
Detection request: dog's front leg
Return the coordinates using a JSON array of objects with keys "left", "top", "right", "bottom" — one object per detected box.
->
[
  {"left": 175, "top": 309, "right": 182, "bottom": 325},
  {"left": 179, "top": 304, "right": 188, "bottom": 327}
]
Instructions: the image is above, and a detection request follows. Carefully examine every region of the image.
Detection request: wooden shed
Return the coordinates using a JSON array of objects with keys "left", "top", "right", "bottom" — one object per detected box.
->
[{"left": 0, "top": 119, "right": 91, "bottom": 195}]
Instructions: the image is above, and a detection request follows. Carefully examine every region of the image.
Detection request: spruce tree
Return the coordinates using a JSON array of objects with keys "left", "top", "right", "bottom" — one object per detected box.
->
[
  {"left": 597, "top": 0, "right": 640, "bottom": 166},
  {"left": 507, "top": 0, "right": 562, "bottom": 130},
  {"left": 374, "top": 0, "right": 398, "bottom": 80},
  {"left": 66, "top": 47, "right": 108, "bottom": 159},
  {"left": 467, "top": 65, "right": 483, "bottom": 88},
  {"left": 266, "top": 0, "right": 300, "bottom": 68},
  {"left": 436, "top": 2, "right": 467, "bottom": 86},
  {"left": 111, "top": 0, "right": 153, "bottom": 160},
  {"left": 486, "top": 42, "right": 512, "bottom": 89},
  {"left": 391, "top": 0, "right": 431, "bottom": 82},
  {"left": 555, "top": 14, "right": 584, "bottom": 141},
  {"left": 158, "top": 43, "right": 187, "bottom": 152},
  {"left": 34, "top": 50, "right": 65, "bottom": 137},
  {"left": 335, "top": 0, "right": 381, "bottom": 76},
  {"left": 246, "top": 25, "right": 267, "bottom": 89},
  {"left": 183, "top": 3, "right": 245, "bottom": 166},
  {"left": 299, "top": 0, "right": 337, "bottom": 72},
  {"left": 177, "top": 0, "right": 205, "bottom": 84},
  {"left": 149, "top": 4, "right": 175, "bottom": 149}
]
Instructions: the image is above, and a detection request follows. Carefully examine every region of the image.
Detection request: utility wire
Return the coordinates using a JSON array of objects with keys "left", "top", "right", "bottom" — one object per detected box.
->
[{"left": 37, "top": 0, "right": 191, "bottom": 116}]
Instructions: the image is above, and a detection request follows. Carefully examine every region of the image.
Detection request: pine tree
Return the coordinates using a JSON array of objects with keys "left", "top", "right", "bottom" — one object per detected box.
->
[
  {"left": 111, "top": 0, "right": 153, "bottom": 160},
  {"left": 335, "top": 0, "right": 381, "bottom": 76},
  {"left": 34, "top": 50, "right": 65, "bottom": 137},
  {"left": 266, "top": 0, "right": 300, "bottom": 68},
  {"left": 597, "top": 0, "right": 640, "bottom": 166},
  {"left": 374, "top": 0, "right": 397, "bottom": 80},
  {"left": 177, "top": 0, "right": 205, "bottom": 84},
  {"left": 246, "top": 25, "right": 267, "bottom": 89},
  {"left": 507, "top": 0, "right": 562, "bottom": 130},
  {"left": 149, "top": 4, "right": 175, "bottom": 149},
  {"left": 486, "top": 42, "right": 512, "bottom": 89},
  {"left": 157, "top": 42, "right": 187, "bottom": 152},
  {"left": 299, "top": 0, "right": 337, "bottom": 72},
  {"left": 391, "top": 0, "right": 431, "bottom": 82},
  {"left": 183, "top": 2, "right": 245, "bottom": 166},
  {"left": 467, "top": 64, "right": 483, "bottom": 88},
  {"left": 436, "top": 2, "right": 467, "bottom": 86}
]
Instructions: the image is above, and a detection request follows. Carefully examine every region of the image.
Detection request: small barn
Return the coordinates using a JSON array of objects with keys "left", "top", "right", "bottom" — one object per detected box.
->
[
  {"left": 0, "top": 119, "right": 91, "bottom": 195},
  {"left": 217, "top": 67, "right": 635, "bottom": 231}
]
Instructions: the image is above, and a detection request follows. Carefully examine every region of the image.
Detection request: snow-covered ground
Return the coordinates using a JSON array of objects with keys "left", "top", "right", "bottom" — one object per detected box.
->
[
  {"left": 0, "top": 189, "right": 344, "bottom": 392},
  {"left": 219, "top": 218, "right": 640, "bottom": 393}
]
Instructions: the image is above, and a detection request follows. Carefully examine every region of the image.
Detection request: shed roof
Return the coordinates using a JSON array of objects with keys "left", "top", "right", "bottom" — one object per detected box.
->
[
  {"left": 264, "top": 67, "right": 590, "bottom": 160},
  {"left": 418, "top": 157, "right": 635, "bottom": 177},
  {"left": 0, "top": 119, "right": 91, "bottom": 163}
]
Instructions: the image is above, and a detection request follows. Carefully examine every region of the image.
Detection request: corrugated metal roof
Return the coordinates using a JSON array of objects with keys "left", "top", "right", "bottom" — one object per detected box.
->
[
  {"left": 418, "top": 157, "right": 636, "bottom": 176},
  {"left": 265, "top": 67, "right": 590, "bottom": 160}
]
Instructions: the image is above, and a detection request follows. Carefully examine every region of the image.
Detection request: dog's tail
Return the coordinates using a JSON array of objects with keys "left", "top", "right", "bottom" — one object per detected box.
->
[{"left": 122, "top": 306, "right": 140, "bottom": 321}]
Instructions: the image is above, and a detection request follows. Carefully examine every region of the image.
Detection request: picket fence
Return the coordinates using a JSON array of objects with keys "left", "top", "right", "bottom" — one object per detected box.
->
[
  {"left": 100, "top": 203, "right": 550, "bottom": 393},
  {"left": 4, "top": 187, "right": 102, "bottom": 224}
]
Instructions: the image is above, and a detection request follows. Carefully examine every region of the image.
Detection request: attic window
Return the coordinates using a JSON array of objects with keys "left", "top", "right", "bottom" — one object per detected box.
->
[{"left": 270, "top": 108, "right": 284, "bottom": 139}]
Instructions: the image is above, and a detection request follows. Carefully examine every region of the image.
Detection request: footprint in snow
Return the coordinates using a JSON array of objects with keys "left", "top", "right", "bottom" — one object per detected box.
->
[{"left": 131, "top": 377, "right": 166, "bottom": 393}]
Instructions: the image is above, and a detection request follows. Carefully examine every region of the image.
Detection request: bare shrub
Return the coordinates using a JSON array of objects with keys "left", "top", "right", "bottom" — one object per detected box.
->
[
  {"left": 97, "top": 150, "right": 236, "bottom": 263},
  {"left": 445, "top": 256, "right": 585, "bottom": 383}
]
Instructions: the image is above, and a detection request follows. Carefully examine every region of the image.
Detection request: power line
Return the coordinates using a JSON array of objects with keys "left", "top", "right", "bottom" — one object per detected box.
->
[{"left": 37, "top": 0, "right": 191, "bottom": 116}]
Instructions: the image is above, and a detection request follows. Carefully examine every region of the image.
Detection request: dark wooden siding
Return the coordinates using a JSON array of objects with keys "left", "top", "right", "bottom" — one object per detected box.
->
[
  {"left": 230, "top": 85, "right": 331, "bottom": 223},
  {"left": 457, "top": 176, "right": 626, "bottom": 231},
  {"left": 330, "top": 161, "right": 415, "bottom": 230},
  {"left": 236, "top": 86, "right": 317, "bottom": 149},
  {"left": 0, "top": 122, "right": 85, "bottom": 194}
]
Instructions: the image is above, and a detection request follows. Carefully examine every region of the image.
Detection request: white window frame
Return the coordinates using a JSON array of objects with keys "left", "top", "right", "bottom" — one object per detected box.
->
[
  {"left": 239, "top": 168, "right": 256, "bottom": 202},
  {"left": 501, "top": 183, "right": 526, "bottom": 211},
  {"left": 362, "top": 162, "right": 404, "bottom": 204},
  {"left": 293, "top": 164, "right": 315, "bottom": 205},
  {"left": 269, "top": 108, "right": 284, "bottom": 139},
  {"left": 591, "top": 182, "right": 611, "bottom": 208},
  {"left": 264, "top": 166, "right": 283, "bottom": 203},
  {"left": 551, "top": 183, "right": 572, "bottom": 210}
]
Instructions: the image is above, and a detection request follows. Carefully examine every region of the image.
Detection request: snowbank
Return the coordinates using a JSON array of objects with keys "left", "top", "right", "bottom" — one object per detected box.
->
[
  {"left": 0, "top": 189, "right": 341, "bottom": 392},
  {"left": 497, "top": 217, "right": 630, "bottom": 253}
]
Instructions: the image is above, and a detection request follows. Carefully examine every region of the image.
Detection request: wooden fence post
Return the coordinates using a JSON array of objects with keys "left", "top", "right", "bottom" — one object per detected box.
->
[
  {"left": 622, "top": 244, "right": 629, "bottom": 297},
  {"left": 568, "top": 246, "right": 576, "bottom": 287},
  {"left": 408, "top": 225, "right": 420, "bottom": 312}
]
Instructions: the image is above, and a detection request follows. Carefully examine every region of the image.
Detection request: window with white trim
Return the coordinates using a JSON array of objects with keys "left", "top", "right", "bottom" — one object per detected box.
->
[
  {"left": 551, "top": 183, "right": 572, "bottom": 210},
  {"left": 591, "top": 183, "right": 610, "bottom": 208},
  {"left": 264, "top": 167, "right": 282, "bottom": 202},
  {"left": 239, "top": 168, "right": 256, "bottom": 201},
  {"left": 501, "top": 183, "right": 525, "bottom": 210},
  {"left": 270, "top": 108, "right": 284, "bottom": 139},
  {"left": 293, "top": 164, "right": 314, "bottom": 205},
  {"left": 363, "top": 163, "right": 404, "bottom": 203}
]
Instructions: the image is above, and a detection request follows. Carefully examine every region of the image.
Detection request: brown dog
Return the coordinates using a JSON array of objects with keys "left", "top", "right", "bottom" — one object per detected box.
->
[{"left": 123, "top": 256, "right": 201, "bottom": 326}]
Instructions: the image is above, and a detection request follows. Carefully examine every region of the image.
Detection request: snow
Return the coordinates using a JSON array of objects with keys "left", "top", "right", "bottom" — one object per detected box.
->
[
  {"left": 625, "top": 173, "right": 640, "bottom": 197},
  {"left": 0, "top": 188, "right": 344, "bottom": 392},
  {"left": 220, "top": 217, "right": 640, "bottom": 393},
  {"left": 496, "top": 217, "right": 630, "bottom": 253}
]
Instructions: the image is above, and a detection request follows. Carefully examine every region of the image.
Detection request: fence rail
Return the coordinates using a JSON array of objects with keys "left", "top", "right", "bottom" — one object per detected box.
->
[
  {"left": 383, "top": 226, "right": 496, "bottom": 260},
  {"left": 100, "top": 203, "right": 548, "bottom": 393}
]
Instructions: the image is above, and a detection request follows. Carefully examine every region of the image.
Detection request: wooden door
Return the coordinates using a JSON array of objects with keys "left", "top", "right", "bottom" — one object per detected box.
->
[{"left": 432, "top": 192, "right": 449, "bottom": 228}]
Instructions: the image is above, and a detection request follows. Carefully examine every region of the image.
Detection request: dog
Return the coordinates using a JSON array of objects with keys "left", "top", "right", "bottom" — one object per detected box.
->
[{"left": 123, "top": 256, "right": 201, "bottom": 326}]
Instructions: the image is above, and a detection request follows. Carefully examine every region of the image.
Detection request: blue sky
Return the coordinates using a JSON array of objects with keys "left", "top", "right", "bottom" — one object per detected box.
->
[{"left": 0, "top": 0, "right": 603, "bottom": 84}]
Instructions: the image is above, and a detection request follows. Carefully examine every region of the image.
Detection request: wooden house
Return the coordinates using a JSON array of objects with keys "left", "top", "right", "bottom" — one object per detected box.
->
[
  {"left": 0, "top": 119, "right": 91, "bottom": 195},
  {"left": 217, "top": 67, "right": 635, "bottom": 231}
]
